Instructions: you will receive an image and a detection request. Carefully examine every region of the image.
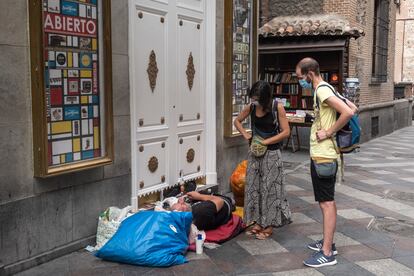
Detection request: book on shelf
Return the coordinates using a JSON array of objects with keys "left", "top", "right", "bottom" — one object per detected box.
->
[
  {"left": 302, "top": 88, "right": 312, "bottom": 96},
  {"left": 260, "top": 71, "right": 299, "bottom": 84},
  {"left": 280, "top": 84, "right": 299, "bottom": 95},
  {"left": 301, "top": 97, "right": 313, "bottom": 110}
]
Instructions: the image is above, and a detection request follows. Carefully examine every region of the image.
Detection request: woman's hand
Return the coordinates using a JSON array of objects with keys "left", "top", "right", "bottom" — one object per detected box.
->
[
  {"left": 244, "top": 133, "right": 252, "bottom": 141},
  {"left": 261, "top": 138, "right": 269, "bottom": 146}
]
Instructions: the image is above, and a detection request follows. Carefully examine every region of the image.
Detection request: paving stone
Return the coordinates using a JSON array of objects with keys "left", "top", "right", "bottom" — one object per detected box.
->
[
  {"left": 299, "top": 196, "right": 317, "bottom": 204},
  {"left": 337, "top": 209, "right": 374, "bottom": 220},
  {"left": 370, "top": 170, "right": 395, "bottom": 175},
  {"left": 272, "top": 268, "right": 323, "bottom": 276},
  {"left": 339, "top": 244, "right": 387, "bottom": 262},
  {"left": 253, "top": 252, "right": 306, "bottom": 273},
  {"left": 342, "top": 171, "right": 359, "bottom": 177},
  {"left": 400, "top": 177, "right": 414, "bottom": 183},
  {"left": 286, "top": 185, "right": 305, "bottom": 191},
  {"left": 171, "top": 259, "right": 224, "bottom": 276},
  {"left": 185, "top": 251, "right": 210, "bottom": 261},
  {"left": 237, "top": 238, "right": 288, "bottom": 255},
  {"left": 308, "top": 232, "right": 360, "bottom": 247},
  {"left": 316, "top": 261, "right": 375, "bottom": 276},
  {"left": 360, "top": 179, "right": 391, "bottom": 186},
  {"left": 205, "top": 241, "right": 266, "bottom": 275},
  {"left": 386, "top": 156, "right": 406, "bottom": 160},
  {"left": 356, "top": 258, "right": 414, "bottom": 276},
  {"left": 352, "top": 157, "right": 374, "bottom": 161},
  {"left": 291, "top": 173, "right": 311, "bottom": 182},
  {"left": 394, "top": 256, "right": 414, "bottom": 270},
  {"left": 291, "top": 213, "right": 317, "bottom": 224}
]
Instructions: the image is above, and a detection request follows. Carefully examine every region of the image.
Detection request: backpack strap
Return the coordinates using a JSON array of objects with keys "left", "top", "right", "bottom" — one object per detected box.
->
[
  {"left": 316, "top": 84, "right": 348, "bottom": 109},
  {"left": 250, "top": 103, "right": 256, "bottom": 135}
]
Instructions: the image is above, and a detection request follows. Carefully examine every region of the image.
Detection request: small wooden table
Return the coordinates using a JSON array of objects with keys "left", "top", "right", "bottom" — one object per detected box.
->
[{"left": 285, "top": 121, "right": 312, "bottom": 152}]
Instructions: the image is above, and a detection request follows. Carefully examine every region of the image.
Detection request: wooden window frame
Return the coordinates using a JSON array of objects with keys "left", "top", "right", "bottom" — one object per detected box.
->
[
  {"left": 224, "top": 0, "right": 258, "bottom": 137},
  {"left": 372, "top": 0, "right": 390, "bottom": 83},
  {"left": 29, "top": 0, "right": 114, "bottom": 177}
]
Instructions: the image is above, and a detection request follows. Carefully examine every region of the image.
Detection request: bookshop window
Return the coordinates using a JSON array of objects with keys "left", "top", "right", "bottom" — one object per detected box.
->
[
  {"left": 29, "top": 0, "right": 114, "bottom": 177},
  {"left": 224, "top": 0, "right": 258, "bottom": 137},
  {"left": 372, "top": 0, "right": 390, "bottom": 83}
]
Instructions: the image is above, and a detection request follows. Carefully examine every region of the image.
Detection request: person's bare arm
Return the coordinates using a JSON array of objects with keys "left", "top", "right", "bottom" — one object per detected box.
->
[
  {"left": 316, "top": 96, "right": 354, "bottom": 141},
  {"left": 262, "top": 104, "right": 291, "bottom": 145},
  {"left": 186, "top": 191, "right": 224, "bottom": 212},
  {"left": 234, "top": 104, "right": 252, "bottom": 141}
]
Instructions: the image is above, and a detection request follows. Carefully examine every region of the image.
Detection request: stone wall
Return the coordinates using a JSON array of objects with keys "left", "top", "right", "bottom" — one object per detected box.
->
[{"left": 0, "top": 0, "right": 131, "bottom": 273}]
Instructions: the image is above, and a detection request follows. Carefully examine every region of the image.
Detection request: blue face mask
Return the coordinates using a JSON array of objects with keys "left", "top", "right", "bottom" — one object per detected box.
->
[{"left": 299, "top": 78, "right": 312, "bottom": 89}]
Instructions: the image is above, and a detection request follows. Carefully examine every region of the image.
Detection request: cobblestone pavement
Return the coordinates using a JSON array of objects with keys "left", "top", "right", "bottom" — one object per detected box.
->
[{"left": 17, "top": 125, "right": 414, "bottom": 276}]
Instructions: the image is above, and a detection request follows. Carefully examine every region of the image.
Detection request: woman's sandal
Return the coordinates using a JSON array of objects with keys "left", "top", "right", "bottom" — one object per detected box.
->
[
  {"left": 245, "top": 226, "right": 262, "bottom": 236},
  {"left": 255, "top": 230, "right": 272, "bottom": 240}
]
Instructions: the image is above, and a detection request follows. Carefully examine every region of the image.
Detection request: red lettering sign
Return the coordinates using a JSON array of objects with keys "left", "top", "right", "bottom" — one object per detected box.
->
[{"left": 44, "top": 12, "right": 97, "bottom": 37}]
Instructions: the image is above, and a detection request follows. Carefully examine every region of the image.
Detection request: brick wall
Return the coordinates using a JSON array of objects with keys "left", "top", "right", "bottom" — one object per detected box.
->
[{"left": 263, "top": 0, "right": 397, "bottom": 106}]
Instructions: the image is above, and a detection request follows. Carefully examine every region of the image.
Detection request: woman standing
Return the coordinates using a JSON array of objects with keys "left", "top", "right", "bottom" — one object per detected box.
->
[{"left": 234, "top": 80, "right": 292, "bottom": 240}]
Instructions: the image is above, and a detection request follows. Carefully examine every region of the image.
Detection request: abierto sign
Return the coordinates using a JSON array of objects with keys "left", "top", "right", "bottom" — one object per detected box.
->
[
  {"left": 30, "top": 0, "right": 113, "bottom": 177},
  {"left": 44, "top": 12, "right": 97, "bottom": 37}
]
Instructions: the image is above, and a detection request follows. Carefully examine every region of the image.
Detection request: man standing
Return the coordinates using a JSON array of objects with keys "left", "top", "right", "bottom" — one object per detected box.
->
[{"left": 296, "top": 58, "right": 355, "bottom": 267}]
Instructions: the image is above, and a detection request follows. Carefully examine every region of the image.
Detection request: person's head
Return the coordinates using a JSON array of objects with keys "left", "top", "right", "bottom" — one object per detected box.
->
[
  {"left": 248, "top": 80, "right": 272, "bottom": 111},
  {"left": 171, "top": 197, "right": 191, "bottom": 212},
  {"left": 296, "top": 57, "right": 320, "bottom": 89}
]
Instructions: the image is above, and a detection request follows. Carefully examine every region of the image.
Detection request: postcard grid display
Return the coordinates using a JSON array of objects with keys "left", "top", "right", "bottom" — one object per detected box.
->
[
  {"left": 43, "top": 0, "right": 102, "bottom": 166},
  {"left": 232, "top": 0, "right": 252, "bottom": 134}
]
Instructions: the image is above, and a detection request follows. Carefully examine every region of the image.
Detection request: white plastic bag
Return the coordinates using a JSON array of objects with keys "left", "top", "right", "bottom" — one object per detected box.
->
[{"left": 95, "top": 206, "right": 132, "bottom": 250}]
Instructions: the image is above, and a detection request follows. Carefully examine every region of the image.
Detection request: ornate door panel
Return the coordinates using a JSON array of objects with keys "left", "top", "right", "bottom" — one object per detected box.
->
[
  {"left": 130, "top": 0, "right": 214, "bottom": 208},
  {"left": 175, "top": 1, "right": 205, "bottom": 182}
]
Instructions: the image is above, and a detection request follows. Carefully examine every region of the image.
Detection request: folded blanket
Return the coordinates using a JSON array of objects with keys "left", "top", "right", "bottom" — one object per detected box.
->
[{"left": 188, "top": 214, "right": 245, "bottom": 251}]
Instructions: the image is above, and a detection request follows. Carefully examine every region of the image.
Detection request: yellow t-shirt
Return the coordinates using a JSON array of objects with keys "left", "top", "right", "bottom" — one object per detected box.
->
[{"left": 310, "top": 82, "right": 339, "bottom": 159}]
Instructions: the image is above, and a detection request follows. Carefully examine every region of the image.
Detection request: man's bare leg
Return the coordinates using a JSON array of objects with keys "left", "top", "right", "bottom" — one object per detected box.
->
[{"left": 319, "top": 200, "right": 337, "bottom": 256}]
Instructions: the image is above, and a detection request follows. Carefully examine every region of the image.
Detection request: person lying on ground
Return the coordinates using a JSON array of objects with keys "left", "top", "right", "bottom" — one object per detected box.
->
[{"left": 171, "top": 191, "right": 234, "bottom": 231}]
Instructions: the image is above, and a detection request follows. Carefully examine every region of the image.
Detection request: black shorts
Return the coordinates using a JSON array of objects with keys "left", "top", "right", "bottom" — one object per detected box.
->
[{"left": 310, "top": 159, "right": 337, "bottom": 202}]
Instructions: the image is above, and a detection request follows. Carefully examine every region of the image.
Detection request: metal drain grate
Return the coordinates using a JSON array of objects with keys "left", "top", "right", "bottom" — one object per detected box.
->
[{"left": 367, "top": 217, "right": 414, "bottom": 238}]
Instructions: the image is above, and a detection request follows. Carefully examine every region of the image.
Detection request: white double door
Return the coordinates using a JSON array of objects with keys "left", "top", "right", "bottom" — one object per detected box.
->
[{"left": 129, "top": 0, "right": 216, "bottom": 209}]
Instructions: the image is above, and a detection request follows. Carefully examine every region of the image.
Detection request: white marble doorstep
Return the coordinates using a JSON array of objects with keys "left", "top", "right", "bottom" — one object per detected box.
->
[{"left": 356, "top": 259, "right": 414, "bottom": 276}]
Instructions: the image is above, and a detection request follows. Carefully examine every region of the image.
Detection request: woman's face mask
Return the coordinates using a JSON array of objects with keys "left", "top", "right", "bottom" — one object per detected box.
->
[
  {"left": 299, "top": 74, "right": 312, "bottom": 89},
  {"left": 251, "top": 97, "right": 259, "bottom": 105}
]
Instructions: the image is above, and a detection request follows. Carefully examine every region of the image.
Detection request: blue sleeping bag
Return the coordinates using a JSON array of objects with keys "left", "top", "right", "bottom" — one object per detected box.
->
[{"left": 95, "top": 211, "right": 193, "bottom": 267}]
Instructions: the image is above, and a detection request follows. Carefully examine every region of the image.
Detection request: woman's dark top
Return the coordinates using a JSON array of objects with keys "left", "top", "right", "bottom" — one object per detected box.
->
[{"left": 250, "top": 104, "right": 280, "bottom": 150}]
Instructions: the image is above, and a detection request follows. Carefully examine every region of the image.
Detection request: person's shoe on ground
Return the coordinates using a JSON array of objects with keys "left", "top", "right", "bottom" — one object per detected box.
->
[
  {"left": 303, "top": 251, "right": 337, "bottom": 268},
  {"left": 307, "top": 239, "right": 338, "bottom": 255}
]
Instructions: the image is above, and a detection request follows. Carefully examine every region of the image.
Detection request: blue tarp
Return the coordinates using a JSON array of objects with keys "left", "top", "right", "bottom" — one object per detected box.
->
[{"left": 96, "top": 211, "right": 193, "bottom": 267}]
